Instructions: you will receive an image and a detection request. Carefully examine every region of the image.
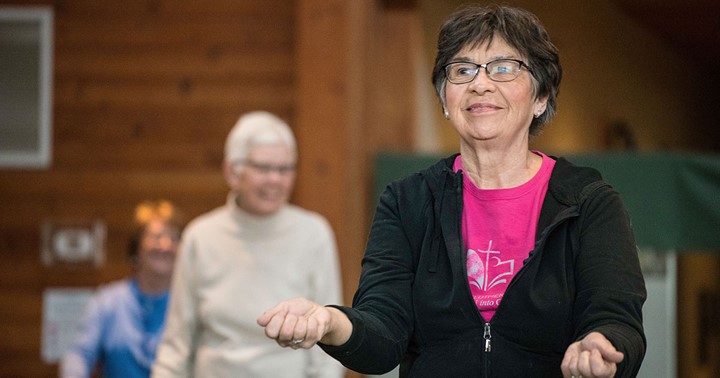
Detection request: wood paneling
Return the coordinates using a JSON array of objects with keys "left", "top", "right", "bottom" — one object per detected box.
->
[
  {"left": 293, "top": 0, "right": 419, "bottom": 317},
  {"left": 0, "top": 0, "right": 298, "bottom": 375},
  {"left": 0, "top": 0, "right": 419, "bottom": 374},
  {"left": 3, "top": 0, "right": 717, "bottom": 376},
  {"left": 1, "top": 0, "right": 420, "bottom": 375}
]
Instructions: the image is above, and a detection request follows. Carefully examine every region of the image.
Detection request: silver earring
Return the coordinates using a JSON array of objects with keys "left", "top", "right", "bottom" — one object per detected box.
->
[{"left": 444, "top": 109, "right": 449, "bottom": 119}]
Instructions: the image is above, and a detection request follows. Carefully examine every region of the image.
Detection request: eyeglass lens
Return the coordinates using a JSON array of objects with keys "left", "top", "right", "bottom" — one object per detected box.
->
[
  {"left": 239, "top": 160, "right": 296, "bottom": 175},
  {"left": 445, "top": 59, "right": 525, "bottom": 83}
]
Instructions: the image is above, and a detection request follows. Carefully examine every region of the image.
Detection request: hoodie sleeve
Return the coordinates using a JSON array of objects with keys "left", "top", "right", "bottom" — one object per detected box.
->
[{"left": 573, "top": 183, "right": 647, "bottom": 377}]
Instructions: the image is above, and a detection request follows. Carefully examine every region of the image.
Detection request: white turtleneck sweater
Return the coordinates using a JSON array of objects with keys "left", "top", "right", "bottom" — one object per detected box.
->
[{"left": 152, "top": 193, "right": 344, "bottom": 378}]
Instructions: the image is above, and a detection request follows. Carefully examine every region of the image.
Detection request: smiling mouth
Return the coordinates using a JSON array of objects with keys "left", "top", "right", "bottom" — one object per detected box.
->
[
  {"left": 149, "top": 252, "right": 174, "bottom": 259},
  {"left": 467, "top": 104, "right": 499, "bottom": 112}
]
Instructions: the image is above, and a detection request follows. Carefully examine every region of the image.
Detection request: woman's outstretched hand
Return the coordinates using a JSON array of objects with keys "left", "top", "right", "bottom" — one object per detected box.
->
[
  {"left": 561, "top": 331, "right": 624, "bottom": 378},
  {"left": 257, "top": 297, "right": 351, "bottom": 349}
]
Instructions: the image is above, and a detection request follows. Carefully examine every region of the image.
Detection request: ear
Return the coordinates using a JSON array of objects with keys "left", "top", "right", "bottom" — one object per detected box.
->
[
  {"left": 533, "top": 96, "right": 548, "bottom": 117},
  {"left": 223, "top": 160, "right": 237, "bottom": 187}
]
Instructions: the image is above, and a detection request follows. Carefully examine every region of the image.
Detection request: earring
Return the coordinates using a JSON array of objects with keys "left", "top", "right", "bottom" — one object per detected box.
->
[{"left": 443, "top": 109, "right": 450, "bottom": 119}]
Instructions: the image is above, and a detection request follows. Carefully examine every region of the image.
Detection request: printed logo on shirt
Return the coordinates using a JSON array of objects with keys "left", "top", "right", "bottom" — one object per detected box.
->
[
  {"left": 467, "top": 240, "right": 515, "bottom": 291},
  {"left": 467, "top": 240, "right": 516, "bottom": 312}
]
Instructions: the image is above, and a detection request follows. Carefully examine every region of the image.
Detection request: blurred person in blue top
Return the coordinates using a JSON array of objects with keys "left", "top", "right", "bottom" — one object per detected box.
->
[{"left": 60, "top": 200, "right": 185, "bottom": 378}]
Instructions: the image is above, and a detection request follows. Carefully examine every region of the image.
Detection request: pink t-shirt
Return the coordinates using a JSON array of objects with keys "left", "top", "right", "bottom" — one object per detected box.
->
[{"left": 454, "top": 152, "right": 555, "bottom": 321}]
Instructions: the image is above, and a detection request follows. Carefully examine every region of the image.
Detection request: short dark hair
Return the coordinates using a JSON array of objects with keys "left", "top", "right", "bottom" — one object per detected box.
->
[{"left": 431, "top": 4, "right": 562, "bottom": 135}]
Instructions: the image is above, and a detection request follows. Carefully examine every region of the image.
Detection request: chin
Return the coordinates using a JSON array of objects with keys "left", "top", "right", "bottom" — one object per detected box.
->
[
  {"left": 149, "top": 266, "right": 174, "bottom": 278},
  {"left": 250, "top": 201, "right": 284, "bottom": 216},
  {"left": 148, "top": 260, "right": 174, "bottom": 273}
]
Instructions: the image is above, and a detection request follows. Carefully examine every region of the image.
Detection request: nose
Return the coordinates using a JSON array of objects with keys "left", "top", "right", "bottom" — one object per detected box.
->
[
  {"left": 467, "top": 68, "right": 496, "bottom": 92},
  {"left": 263, "top": 169, "right": 285, "bottom": 182},
  {"left": 158, "top": 235, "right": 176, "bottom": 250}
]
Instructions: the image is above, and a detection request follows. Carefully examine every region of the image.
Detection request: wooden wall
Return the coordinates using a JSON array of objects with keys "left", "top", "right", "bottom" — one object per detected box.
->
[
  {"left": 0, "top": 0, "right": 296, "bottom": 376},
  {"left": 2, "top": 0, "right": 718, "bottom": 377},
  {"left": 0, "top": 0, "right": 419, "bottom": 376}
]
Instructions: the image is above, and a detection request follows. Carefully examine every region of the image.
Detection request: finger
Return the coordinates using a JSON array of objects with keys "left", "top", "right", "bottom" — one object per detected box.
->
[
  {"left": 589, "top": 348, "right": 617, "bottom": 378},
  {"left": 561, "top": 351, "right": 579, "bottom": 377},
  {"left": 292, "top": 315, "right": 309, "bottom": 342},
  {"left": 577, "top": 350, "right": 591, "bottom": 376},
  {"left": 256, "top": 311, "right": 275, "bottom": 327},
  {"left": 256, "top": 310, "right": 273, "bottom": 326},
  {"left": 279, "top": 314, "right": 300, "bottom": 342},
  {"left": 582, "top": 332, "right": 624, "bottom": 364},
  {"left": 597, "top": 343, "right": 624, "bottom": 364},
  {"left": 256, "top": 302, "right": 288, "bottom": 326},
  {"left": 262, "top": 312, "right": 287, "bottom": 339}
]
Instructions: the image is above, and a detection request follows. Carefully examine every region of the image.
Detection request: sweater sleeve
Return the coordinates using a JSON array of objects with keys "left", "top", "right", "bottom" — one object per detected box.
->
[
  {"left": 308, "top": 215, "right": 343, "bottom": 307},
  {"left": 307, "top": 216, "right": 346, "bottom": 378},
  {"left": 152, "top": 231, "right": 200, "bottom": 378},
  {"left": 58, "top": 291, "right": 103, "bottom": 378},
  {"left": 574, "top": 184, "right": 647, "bottom": 377}
]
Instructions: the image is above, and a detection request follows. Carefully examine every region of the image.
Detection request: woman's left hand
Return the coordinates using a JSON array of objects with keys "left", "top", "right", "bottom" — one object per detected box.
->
[{"left": 560, "top": 331, "right": 624, "bottom": 378}]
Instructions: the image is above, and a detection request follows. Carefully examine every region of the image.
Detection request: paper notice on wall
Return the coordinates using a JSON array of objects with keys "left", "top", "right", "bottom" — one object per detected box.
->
[{"left": 41, "top": 287, "right": 94, "bottom": 363}]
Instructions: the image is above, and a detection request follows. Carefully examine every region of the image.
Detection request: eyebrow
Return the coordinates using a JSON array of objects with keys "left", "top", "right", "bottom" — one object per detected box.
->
[{"left": 450, "top": 54, "right": 518, "bottom": 63}]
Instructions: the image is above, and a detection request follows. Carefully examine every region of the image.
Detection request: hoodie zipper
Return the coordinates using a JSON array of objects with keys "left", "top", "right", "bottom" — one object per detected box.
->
[
  {"left": 483, "top": 322, "right": 492, "bottom": 352},
  {"left": 453, "top": 170, "right": 494, "bottom": 371},
  {"left": 484, "top": 322, "right": 492, "bottom": 376}
]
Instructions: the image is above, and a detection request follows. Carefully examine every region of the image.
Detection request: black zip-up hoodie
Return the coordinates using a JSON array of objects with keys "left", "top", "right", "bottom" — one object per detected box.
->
[{"left": 321, "top": 155, "right": 647, "bottom": 377}]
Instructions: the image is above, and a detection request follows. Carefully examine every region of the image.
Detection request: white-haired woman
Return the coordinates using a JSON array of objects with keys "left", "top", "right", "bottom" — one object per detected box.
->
[{"left": 153, "top": 111, "right": 344, "bottom": 378}]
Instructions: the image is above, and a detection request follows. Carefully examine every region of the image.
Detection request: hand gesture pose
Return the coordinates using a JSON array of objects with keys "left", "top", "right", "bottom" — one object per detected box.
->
[
  {"left": 257, "top": 297, "right": 352, "bottom": 349},
  {"left": 561, "top": 332, "right": 625, "bottom": 378}
]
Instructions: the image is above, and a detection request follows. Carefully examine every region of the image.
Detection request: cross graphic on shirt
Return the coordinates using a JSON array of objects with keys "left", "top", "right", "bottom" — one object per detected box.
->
[{"left": 478, "top": 240, "right": 515, "bottom": 290}]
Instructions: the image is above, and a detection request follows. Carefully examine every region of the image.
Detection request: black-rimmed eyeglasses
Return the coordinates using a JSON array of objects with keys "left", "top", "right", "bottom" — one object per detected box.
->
[{"left": 444, "top": 59, "right": 531, "bottom": 84}]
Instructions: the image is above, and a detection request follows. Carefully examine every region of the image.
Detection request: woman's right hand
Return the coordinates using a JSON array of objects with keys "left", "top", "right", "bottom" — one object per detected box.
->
[{"left": 257, "top": 297, "right": 351, "bottom": 348}]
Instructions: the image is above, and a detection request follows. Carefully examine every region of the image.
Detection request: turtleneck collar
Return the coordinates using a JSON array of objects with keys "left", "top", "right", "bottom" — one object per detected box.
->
[{"left": 225, "top": 192, "right": 289, "bottom": 236}]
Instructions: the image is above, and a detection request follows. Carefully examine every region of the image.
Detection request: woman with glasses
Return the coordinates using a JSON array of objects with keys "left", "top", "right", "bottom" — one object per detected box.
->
[
  {"left": 152, "top": 111, "right": 344, "bottom": 378},
  {"left": 60, "top": 200, "right": 185, "bottom": 378},
  {"left": 258, "top": 5, "right": 646, "bottom": 378}
]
